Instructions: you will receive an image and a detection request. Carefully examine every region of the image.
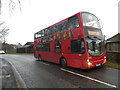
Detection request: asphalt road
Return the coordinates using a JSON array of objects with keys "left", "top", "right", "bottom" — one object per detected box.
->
[{"left": 1, "top": 54, "right": 119, "bottom": 88}]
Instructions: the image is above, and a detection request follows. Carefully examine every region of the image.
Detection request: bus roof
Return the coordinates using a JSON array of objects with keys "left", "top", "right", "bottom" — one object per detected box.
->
[{"left": 35, "top": 11, "right": 93, "bottom": 34}]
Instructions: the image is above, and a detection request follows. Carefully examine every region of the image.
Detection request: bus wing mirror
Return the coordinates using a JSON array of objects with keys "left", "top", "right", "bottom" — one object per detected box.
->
[
  {"left": 103, "top": 35, "right": 106, "bottom": 40},
  {"left": 98, "top": 18, "right": 103, "bottom": 29}
]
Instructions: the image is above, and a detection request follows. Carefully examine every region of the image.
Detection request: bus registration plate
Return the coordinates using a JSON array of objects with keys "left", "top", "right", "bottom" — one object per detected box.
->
[{"left": 96, "top": 64, "right": 101, "bottom": 67}]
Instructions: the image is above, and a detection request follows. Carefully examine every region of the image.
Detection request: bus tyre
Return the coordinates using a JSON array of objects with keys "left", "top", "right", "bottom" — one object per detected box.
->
[
  {"left": 60, "top": 58, "right": 67, "bottom": 67},
  {"left": 38, "top": 55, "right": 42, "bottom": 61}
]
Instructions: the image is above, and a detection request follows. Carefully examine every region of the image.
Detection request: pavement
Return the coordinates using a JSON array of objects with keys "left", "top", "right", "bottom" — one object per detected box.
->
[
  {"left": 1, "top": 58, "right": 18, "bottom": 88},
  {"left": 0, "top": 57, "right": 27, "bottom": 89}
]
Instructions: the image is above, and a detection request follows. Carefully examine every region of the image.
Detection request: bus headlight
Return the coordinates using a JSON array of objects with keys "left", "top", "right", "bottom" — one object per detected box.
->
[
  {"left": 87, "top": 59, "right": 89, "bottom": 62},
  {"left": 104, "top": 58, "right": 106, "bottom": 63},
  {"left": 88, "top": 62, "right": 92, "bottom": 66},
  {"left": 104, "top": 56, "right": 106, "bottom": 63},
  {"left": 87, "top": 59, "right": 92, "bottom": 66}
]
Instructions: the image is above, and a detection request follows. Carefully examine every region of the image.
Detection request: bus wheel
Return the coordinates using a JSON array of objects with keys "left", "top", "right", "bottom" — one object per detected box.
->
[
  {"left": 60, "top": 58, "right": 67, "bottom": 67},
  {"left": 38, "top": 55, "right": 42, "bottom": 61}
]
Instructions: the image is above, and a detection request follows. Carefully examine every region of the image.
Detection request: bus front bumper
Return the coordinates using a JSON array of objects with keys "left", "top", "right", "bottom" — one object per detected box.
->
[{"left": 87, "top": 58, "right": 106, "bottom": 68}]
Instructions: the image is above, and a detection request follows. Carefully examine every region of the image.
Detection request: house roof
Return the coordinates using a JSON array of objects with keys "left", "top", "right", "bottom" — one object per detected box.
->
[
  {"left": 24, "top": 42, "right": 34, "bottom": 45},
  {"left": 106, "top": 33, "right": 120, "bottom": 43},
  {"left": 17, "top": 42, "right": 33, "bottom": 49}
]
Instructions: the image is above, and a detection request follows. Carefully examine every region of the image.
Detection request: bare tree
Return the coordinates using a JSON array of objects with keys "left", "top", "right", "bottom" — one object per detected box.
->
[
  {"left": 0, "top": 0, "right": 22, "bottom": 38},
  {"left": 0, "top": 27, "right": 9, "bottom": 41},
  {"left": 0, "top": 0, "right": 22, "bottom": 52},
  {"left": 0, "top": 0, "right": 22, "bottom": 15},
  {"left": 9, "top": 0, "right": 22, "bottom": 15},
  {"left": 0, "top": 0, "right": 1, "bottom": 15},
  {"left": 0, "top": 21, "right": 9, "bottom": 52}
]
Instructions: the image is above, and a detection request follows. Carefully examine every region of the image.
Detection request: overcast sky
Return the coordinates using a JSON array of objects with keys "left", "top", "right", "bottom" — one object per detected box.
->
[{"left": 1, "top": 0, "right": 119, "bottom": 45}]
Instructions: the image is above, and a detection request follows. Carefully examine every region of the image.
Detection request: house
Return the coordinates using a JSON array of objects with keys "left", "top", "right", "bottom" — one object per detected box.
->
[
  {"left": 106, "top": 33, "right": 120, "bottom": 63},
  {"left": 16, "top": 42, "right": 34, "bottom": 53}
]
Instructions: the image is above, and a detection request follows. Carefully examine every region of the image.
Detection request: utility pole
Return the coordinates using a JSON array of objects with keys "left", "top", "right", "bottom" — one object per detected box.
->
[
  {"left": 0, "top": 0, "right": 1, "bottom": 15},
  {"left": 3, "top": 37, "right": 6, "bottom": 52}
]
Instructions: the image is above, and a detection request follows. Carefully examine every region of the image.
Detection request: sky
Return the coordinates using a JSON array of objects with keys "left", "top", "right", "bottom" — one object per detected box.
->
[{"left": 1, "top": 0, "right": 119, "bottom": 45}]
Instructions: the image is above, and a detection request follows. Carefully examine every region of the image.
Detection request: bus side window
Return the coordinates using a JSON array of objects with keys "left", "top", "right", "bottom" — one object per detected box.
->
[
  {"left": 67, "top": 15, "right": 79, "bottom": 30},
  {"left": 52, "top": 26, "right": 58, "bottom": 34},
  {"left": 34, "top": 33, "right": 38, "bottom": 39},
  {"left": 55, "top": 41, "right": 61, "bottom": 53},
  {"left": 58, "top": 22, "right": 67, "bottom": 32},
  {"left": 44, "top": 29, "right": 47, "bottom": 36},
  {"left": 35, "top": 32, "right": 42, "bottom": 39},
  {"left": 38, "top": 32, "right": 42, "bottom": 38},
  {"left": 71, "top": 39, "right": 85, "bottom": 54},
  {"left": 71, "top": 40, "right": 81, "bottom": 53},
  {"left": 36, "top": 44, "right": 50, "bottom": 52},
  {"left": 45, "top": 28, "right": 50, "bottom": 36},
  {"left": 41, "top": 30, "right": 45, "bottom": 37}
]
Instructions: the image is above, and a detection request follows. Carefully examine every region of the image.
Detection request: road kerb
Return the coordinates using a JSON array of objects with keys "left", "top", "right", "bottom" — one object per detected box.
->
[{"left": 4, "top": 59, "right": 27, "bottom": 88}]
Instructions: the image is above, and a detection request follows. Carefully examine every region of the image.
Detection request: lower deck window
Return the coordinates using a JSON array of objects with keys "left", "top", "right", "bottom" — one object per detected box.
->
[
  {"left": 36, "top": 43, "right": 50, "bottom": 52},
  {"left": 55, "top": 41, "right": 61, "bottom": 53},
  {"left": 71, "top": 39, "right": 85, "bottom": 54}
]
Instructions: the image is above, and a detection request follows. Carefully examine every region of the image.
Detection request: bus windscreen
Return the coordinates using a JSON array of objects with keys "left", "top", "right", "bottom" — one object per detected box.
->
[{"left": 82, "top": 12, "right": 101, "bottom": 28}]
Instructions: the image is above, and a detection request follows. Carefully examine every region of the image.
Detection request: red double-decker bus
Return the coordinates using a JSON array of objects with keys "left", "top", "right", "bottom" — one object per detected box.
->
[{"left": 34, "top": 11, "right": 106, "bottom": 69}]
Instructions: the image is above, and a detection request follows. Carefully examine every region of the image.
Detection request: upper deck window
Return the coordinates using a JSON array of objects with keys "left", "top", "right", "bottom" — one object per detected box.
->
[
  {"left": 68, "top": 15, "right": 79, "bottom": 30},
  {"left": 82, "top": 12, "right": 100, "bottom": 28},
  {"left": 34, "top": 15, "right": 80, "bottom": 39},
  {"left": 58, "top": 22, "right": 67, "bottom": 32}
]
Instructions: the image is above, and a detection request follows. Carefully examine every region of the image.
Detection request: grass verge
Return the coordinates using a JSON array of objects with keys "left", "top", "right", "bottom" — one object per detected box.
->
[{"left": 105, "top": 61, "right": 120, "bottom": 69}]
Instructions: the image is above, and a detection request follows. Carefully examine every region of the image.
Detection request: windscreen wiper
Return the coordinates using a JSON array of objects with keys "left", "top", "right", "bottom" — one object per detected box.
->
[
  {"left": 87, "top": 36, "right": 94, "bottom": 40},
  {"left": 93, "top": 36, "right": 102, "bottom": 40}
]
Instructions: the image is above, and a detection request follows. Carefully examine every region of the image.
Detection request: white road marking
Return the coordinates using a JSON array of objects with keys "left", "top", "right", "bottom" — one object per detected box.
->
[
  {"left": 0, "top": 75, "right": 11, "bottom": 78},
  {"left": 5, "top": 75, "right": 11, "bottom": 78},
  {"left": 0, "top": 76, "right": 2, "bottom": 79},
  {"left": 39, "top": 62, "right": 50, "bottom": 66},
  {"left": 2, "top": 64, "right": 8, "bottom": 67},
  {"left": 60, "top": 68, "right": 117, "bottom": 88}
]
